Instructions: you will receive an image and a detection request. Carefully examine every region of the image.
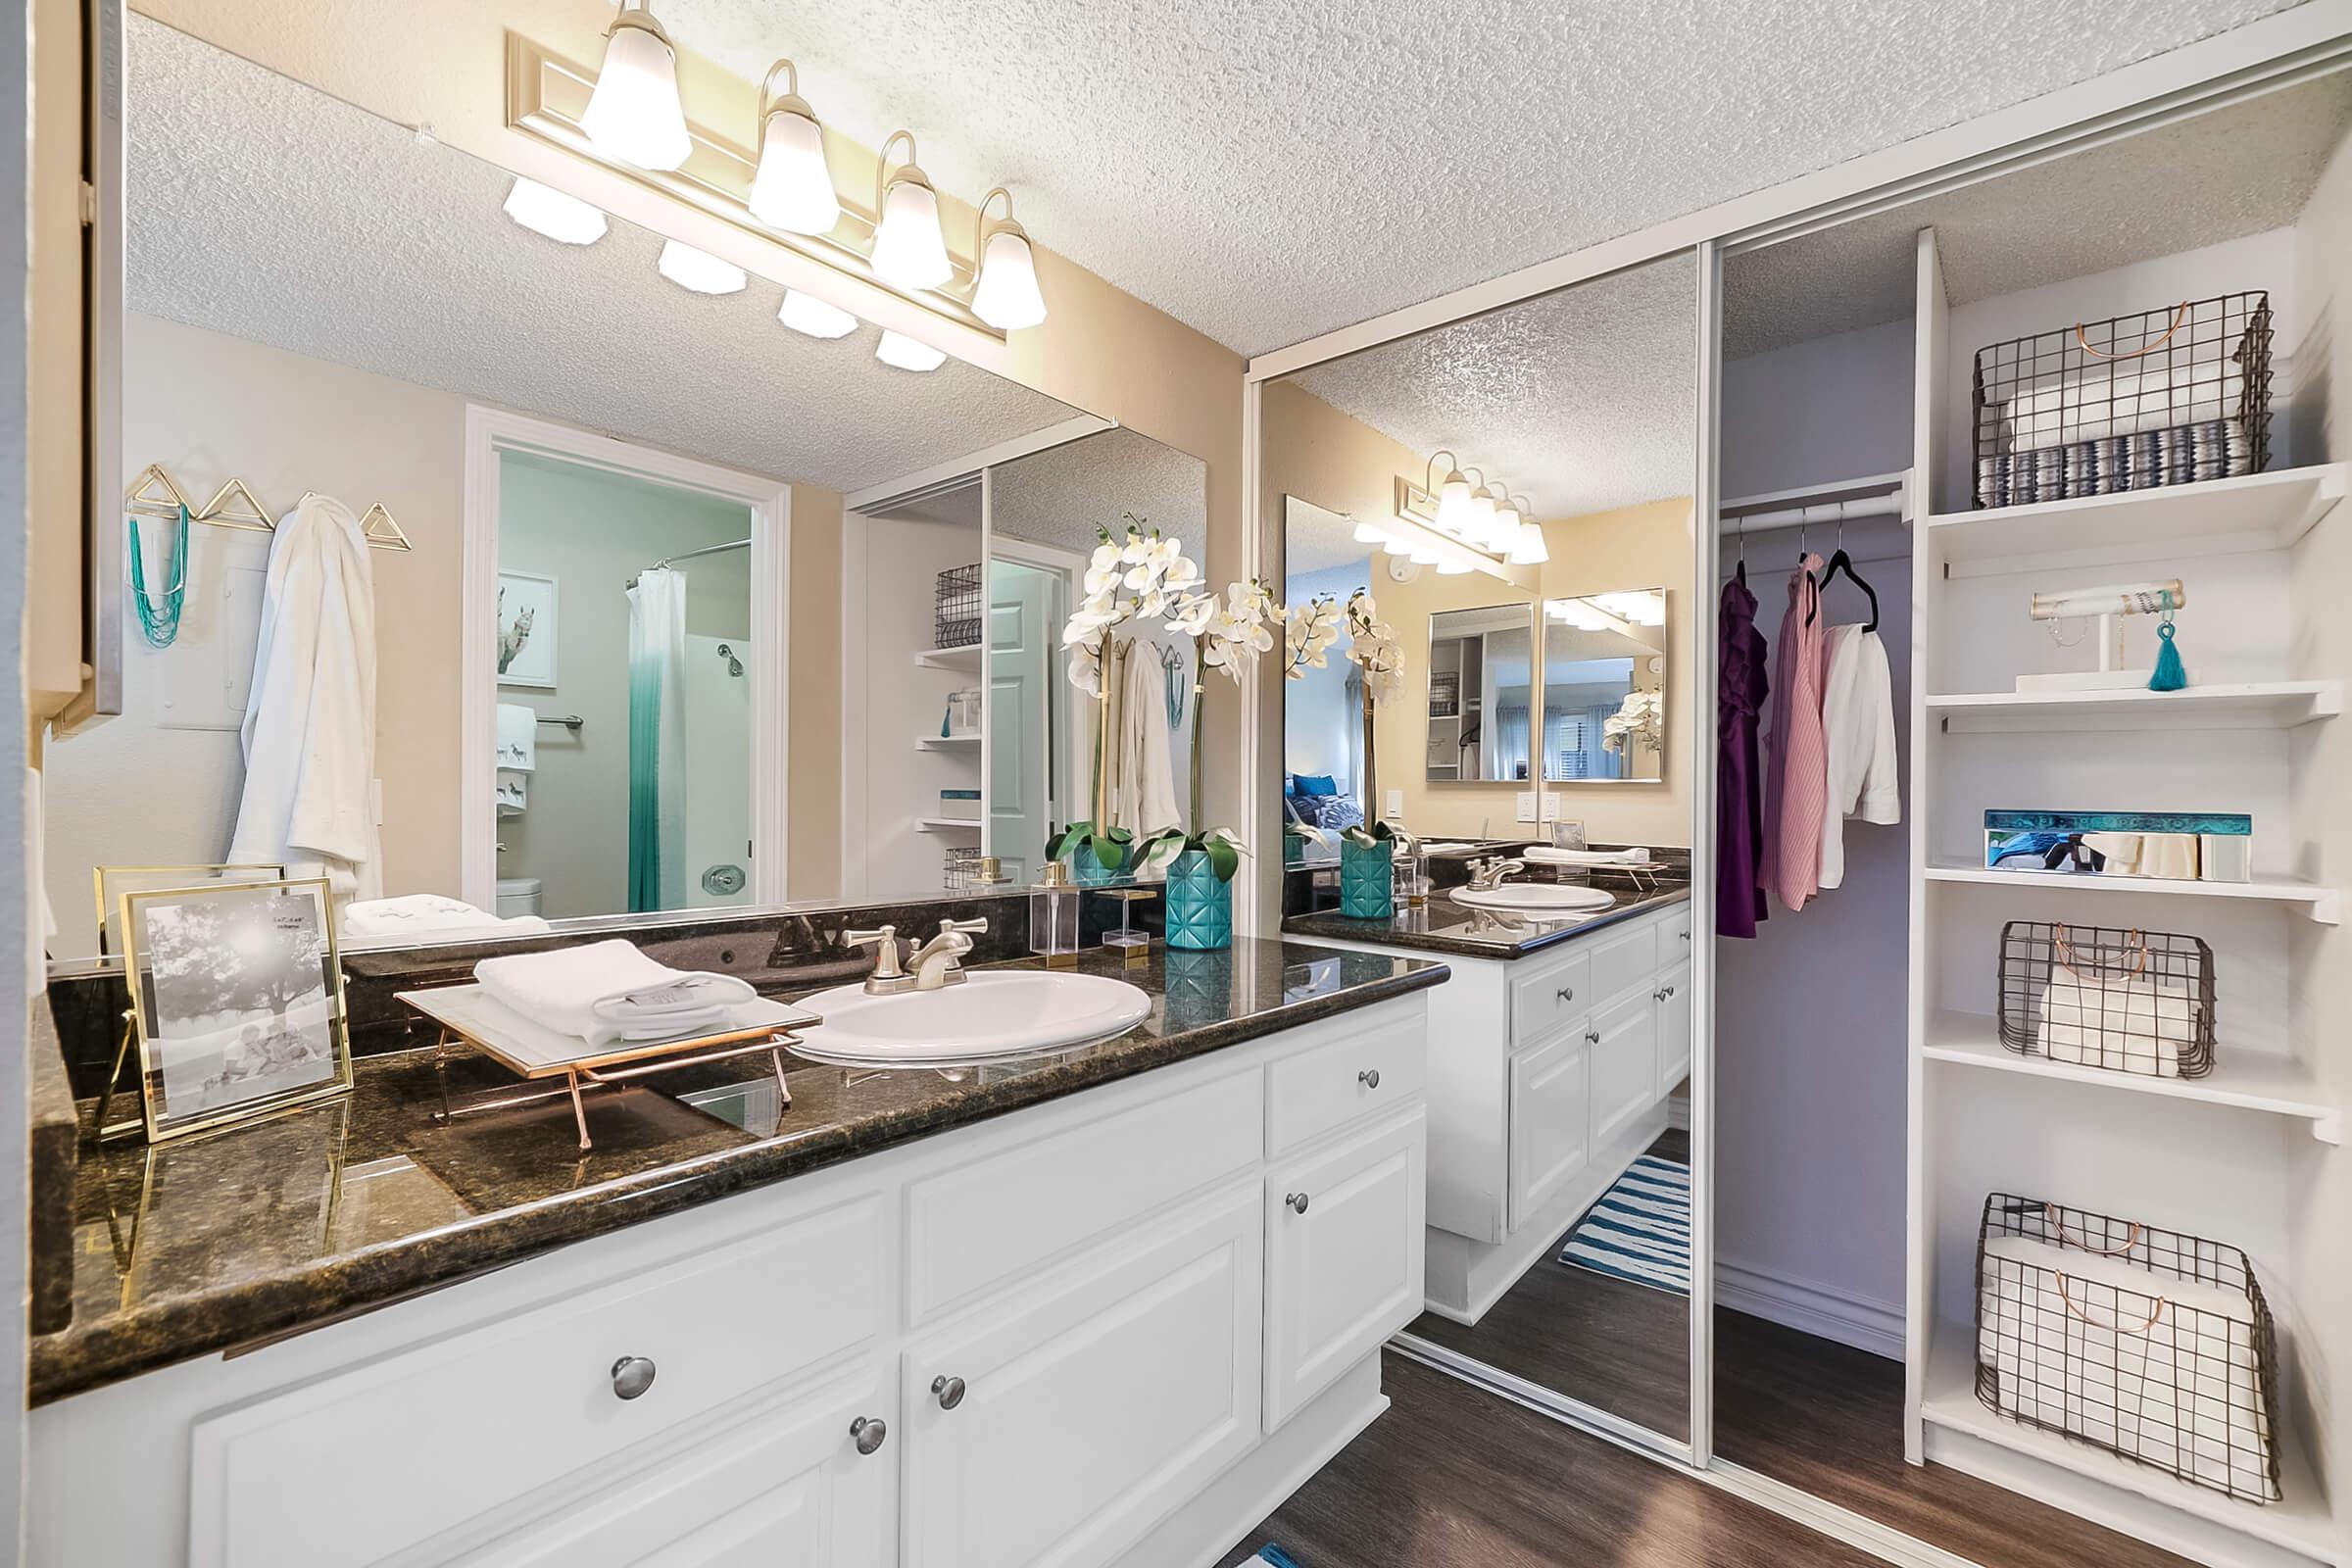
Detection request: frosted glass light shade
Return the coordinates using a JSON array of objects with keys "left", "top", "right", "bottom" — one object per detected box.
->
[
  {"left": 1351, "top": 518, "right": 1388, "bottom": 544},
  {"left": 871, "top": 176, "right": 952, "bottom": 290},
  {"left": 1492, "top": 498, "right": 1522, "bottom": 550},
  {"left": 1508, "top": 522, "right": 1549, "bottom": 564},
  {"left": 1467, "top": 489, "right": 1499, "bottom": 548},
  {"left": 1407, "top": 544, "right": 1442, "bottom": 565},
  {"left": 1381, "top": 535, "right": 1413, "bottom": 556},
  {"left": 748, "top": 108, "right": 840, "bottom": 234},
  {"left": 656, "top": 239, "right": 747, "bottom": 294},
  {"left": 581, "top": 14, "right": 692, "bottom": 172},
  {"left": 876, "top": 330, "right": 947, "bottom": 371},
  {"left": 502, "top": 178, "right": 607, "bottom": 244},
  {"left": 777, "top": 289, "right": 858, "bottom": 339},
  {"left": 1434, "top": 473, "right": 1473, "bottom": 535},
  {"left": 971, "top": 226, "right": 1047, "bottom": 329},
  {"left": 1436, "top": 558, "right": 1474, "bottom": 575}
]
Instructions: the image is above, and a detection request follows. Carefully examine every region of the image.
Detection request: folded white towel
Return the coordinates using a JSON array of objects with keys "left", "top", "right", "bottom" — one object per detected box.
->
[
  {"left": 343, "top": 894, "right": 552, "bottom": 942},
  {"left": 474, "top": 939, "right": 756, "bottom": 1045},
  {"left": 2039, "top": 959, "right": 2193, "bottom": 1076},
  {"left": 2002, "top": 361, "right": 2245, "bottom": 448},
  {"left": 495, "top": 703, "right": 538, "bottom": 772},
  {"left": 1523, "top": 845, "right": 1651, "bottom": 865},
  {"left": 497, "top": 769, "right": 528, "bottom": 817}
]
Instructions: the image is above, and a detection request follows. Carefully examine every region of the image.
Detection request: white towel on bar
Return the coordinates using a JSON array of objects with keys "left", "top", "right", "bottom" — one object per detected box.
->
[
  {"left": 343, "top": 894, "right": 551, "bottom": 943},
  {"left": 496, "top": 768, "right": 528, "bottom": 817},
  {"left": 473, "top": 939, "right": 756, "bottom": 1046},
  {"left": 495, "top": 703, "right": 538, "bottom": 771}
]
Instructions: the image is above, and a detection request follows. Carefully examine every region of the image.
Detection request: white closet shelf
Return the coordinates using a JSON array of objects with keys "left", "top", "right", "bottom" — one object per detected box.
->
[
  {"left": 914, "top": 644, "right": 985, "bottom": 672},
  {"left": 914, "top": 817, "right": 982, "bottom": 834},
  {"left": 1925, "top": 863, "right": 2341, "bottom": 924},
  {"left": 915, "top": 734, "right": 981, "bottom": 751},
  {"left": 1927, "top": 464, "right": 2346, "bottom": 565},
  {"left": 1920, "top": 1332, "right": 2339, "bottom": 1566},
  {"left": 1926, "top": 682, "right": 2341, "bottom": 733},
  {"left": 1924, "top": 1011, "right": 2340, "bottom": 1142}
]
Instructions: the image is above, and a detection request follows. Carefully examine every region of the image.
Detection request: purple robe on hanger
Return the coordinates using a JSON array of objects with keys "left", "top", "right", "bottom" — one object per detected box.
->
[{"left": 1717, "top": 569, "right": 1771, "bottom": 938}]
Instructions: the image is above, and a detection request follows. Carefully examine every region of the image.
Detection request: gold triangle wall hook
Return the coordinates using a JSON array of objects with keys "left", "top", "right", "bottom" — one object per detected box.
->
[
  {"left": 194, "top": 476, "right": 276, "bottom": 533},
  {"left": 358, "top": 503, "right": 413, "bottom": 553},
  {"left": 124, "top": 463, "right": 194, "bottom": 518}
]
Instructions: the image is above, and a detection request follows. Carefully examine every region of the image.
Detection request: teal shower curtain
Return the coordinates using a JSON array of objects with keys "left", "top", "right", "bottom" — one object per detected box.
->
[{"left": 626, "top": 568, "right": 689, "bottom": 912}]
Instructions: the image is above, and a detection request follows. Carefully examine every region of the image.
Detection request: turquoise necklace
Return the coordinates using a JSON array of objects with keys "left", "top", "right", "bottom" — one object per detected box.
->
[{"left": 127, "top": 504, "right": 190, "bottom": 648}]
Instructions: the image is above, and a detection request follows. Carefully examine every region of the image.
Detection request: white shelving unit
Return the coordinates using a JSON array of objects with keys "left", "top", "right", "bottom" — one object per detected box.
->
[
  {"left": 915, "top": 734, "right": 981, "bottom": 752},
  {"left": 1926, "top": 681, "right": 2341, "bottom": 732},
  {"left": 1922, "top": 863, "right": 2340, "bottom": 922},
  {"left": 913, "top": 643, "right": 984, "bottom": 672},
  {"left": 914, "top": 816, "right": 982, "bottom": 835}
]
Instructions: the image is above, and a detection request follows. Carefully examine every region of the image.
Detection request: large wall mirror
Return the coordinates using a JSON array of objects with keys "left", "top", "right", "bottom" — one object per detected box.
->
[
  {"left": 45, "top": 17, "right": 1203, "bottom": 959},
  {"left": 1424, "top": 605, "right": 1537, "bottom": 783},
  {"left": 1542, "top": 590, "right": 1669, "bottom": 782}
]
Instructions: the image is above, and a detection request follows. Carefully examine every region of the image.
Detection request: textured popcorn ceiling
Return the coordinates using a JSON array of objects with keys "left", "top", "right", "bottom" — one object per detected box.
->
[
  {"left": 125, "top": 19, "right": 1077, "bottom": 494},
  {"left": 1291, "top": 254, "right": 1696, "bottom": 521},
  {"left": 1726, "top": 70, "right": 2352, "bottom": 358},
  {"left": 1285, "top": 497, "right": 1372, "bottom": 579},
  {"left": 662, "top": 0, "right": 2307, "bottom": 355}
]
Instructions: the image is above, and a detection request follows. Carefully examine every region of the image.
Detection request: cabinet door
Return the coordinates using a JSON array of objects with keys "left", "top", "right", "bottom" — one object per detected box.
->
[
  {"left": 900, "top": 1187, "right": 1262, "bottom": 1568},
  {"left": 464, "top": 1370, "right": 895, "bottom": 1568},
  {"left": 1264, "top": 1111, "right": 1426, "bottom": 1430},
  {"left": 1587, "top": 992, "right": 1658, "bottom": 1150},
  {"left": 1655, "top": 957, "right": 1692, "bottom": 1098},
  {"left": 1508, "top": 1032, "right": 1590, "bottom": 1231}
]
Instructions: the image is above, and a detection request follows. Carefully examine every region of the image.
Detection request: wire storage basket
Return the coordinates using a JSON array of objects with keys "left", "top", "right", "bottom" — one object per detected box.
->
[
  {"left": 1971, "top": 292, "right": 2271, "bottom": 510},
  {"left": 1975, "top": 1194, "right": 2278, "bottom": 1504},
  {"left": 1996, "top": 921, "right": 2215, "bottom": 1079},
  {"left": 942, "top": 845, "right": 986, "bottom": 892},
  {"left": 934, "top": 563, "right": 982, "bottom": 650}
]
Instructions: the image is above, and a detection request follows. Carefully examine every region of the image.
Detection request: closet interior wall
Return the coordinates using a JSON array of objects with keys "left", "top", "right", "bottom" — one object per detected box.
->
[{"left": 1713, "top": 316, "right": 1916, "bottom": 1357}]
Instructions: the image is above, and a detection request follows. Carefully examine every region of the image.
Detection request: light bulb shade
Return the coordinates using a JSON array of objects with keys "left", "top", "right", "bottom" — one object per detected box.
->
[
  {"left": 1351, "top": 518, "right": 1387, "bottom": 544},
  {"left": 1507, "top": 522, "right": 1550, "bottom": 564},
  {"left": 972, "top": 226, "right": 1048, "bottom": 329},
  {"left": 1407, "top": 544, "right": 1442, "bottom": 565},
  {"left": 503, "top": 177, "right": 607, "bottom": 244},
  {"left": 871, "top": 175, "right": 953, "bottom": 290},
  {"left": 1492, "top": 499, "right": 1522, "bottom": 546},
  {"left": 1467, "top": 490, "right": 1498, "bottom": 546},
  {"left": 1434, "top": 473, "right": 1473, "bottom": 535},
  {"left": 1380, "top": 535, "right": 1412, "bottom": 556},
  {"left": 777, "top": 288, "right": 858, "bottom": 339},
  {"left": 1436, "top": 558, "right": 1474, "bottom": 575},
  {"left": 748, "top": 107, "right": 840, "bottom": 234},
  {"left": 876, "top": 329, "right": 948, "bottom": 371},
  {"left": 657, "top": 239, "right": 747, "bottom": 294},
  {"left": 581, "top": 13, "right": 692, "bottom": 172}
]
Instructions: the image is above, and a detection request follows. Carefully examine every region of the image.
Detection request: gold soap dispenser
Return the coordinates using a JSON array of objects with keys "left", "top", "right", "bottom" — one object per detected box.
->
[{"left": 1029, "top": 860, "right": 1082, "bottom": 968}]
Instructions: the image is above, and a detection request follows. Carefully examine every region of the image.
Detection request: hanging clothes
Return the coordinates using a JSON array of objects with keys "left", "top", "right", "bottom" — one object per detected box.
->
[
  {"left": 227, "top": 494, "right": 382, "bottom": 902},
  {"left": 626, "top": 567, "right": 689, "bottom": 913},
  {"left": 1816, "top": 622, "right": 1900, "bottom": 891},
  {"left": 1109, "top": 636, "right": 1182, "bottom": 840},
  {"left": 1715, "top": 570, "right": 1771, "bottom": 938},
  {"left": 1757, "top": 554, "right": 1829, "bottom": 913}
]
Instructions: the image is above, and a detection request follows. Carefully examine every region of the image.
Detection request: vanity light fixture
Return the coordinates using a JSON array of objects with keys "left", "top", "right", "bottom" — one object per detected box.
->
[
  {"left": 656, "top": 238, "right": 748, "bottom": 294},
  {"left": 1426, "top": 451, "right": 1473, "bottom": 537},
  {"left": 876, "top": 329, "right": 948, "bottom": 371},
  {"left": 778, "top": 288, "right": 858, "bottom": 338},
  {"left": 1506, "top": 496, "right": 1549, "bottom": 564},
  {"left": 1350, "top": 516, "right": 1389, "bottom": 545},
  {"left": 502, "top": 177, "right": 609, "bottom": 244},
  {"left": 870, "top": 131, "right": 954, "bottom": 291},
  {"left": 1407, "top": 543, "right": 1444, "bottom": 566},
  {"left": 1436, "top": 559, "right": 1475, "bottom": 575},
  {"left": 1593, "top": 590, "right": 1666, "bottom": 626},
  {"left": 968, "top": 188, "right": 1048, "bottom": 329},
  {"left": 1380, "top": 535, "right": 1414, "bottom": 557},
  {"left": 1463, "top": 469, "right": 1501, "bottom": 549},
  {"left": 747, "top": 61, "right": 841, "bottom": 235},
  {"left": 580, "top": 0, "right": 694, "bottom": 172}
]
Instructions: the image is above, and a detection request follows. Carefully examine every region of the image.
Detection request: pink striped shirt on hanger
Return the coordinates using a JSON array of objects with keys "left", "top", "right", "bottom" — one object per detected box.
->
[{"left": 1757, "top": 554, "right": 1830, "bottom": 912}]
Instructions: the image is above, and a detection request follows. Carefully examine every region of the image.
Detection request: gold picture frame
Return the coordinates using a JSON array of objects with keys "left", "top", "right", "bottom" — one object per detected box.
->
[
  {"left": 92, "top": 862, "right": 287, "bottom": 956},
  {"left": 119, "top": 877, "right": 354, "bottom": 1143}
]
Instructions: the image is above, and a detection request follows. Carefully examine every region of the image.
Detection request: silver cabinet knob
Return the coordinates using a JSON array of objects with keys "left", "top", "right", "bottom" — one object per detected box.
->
[
  {"left": 932, "top": 1374, "right": 966, "bottom": 1410},
  {"left": 1585, "top": 1028, "right": 1601, "bottom": 1045},
  {"left": 610, "top": 1355, "right": 657, "bottom": 1400},
  {"left": 1556, "top": 986, "right": 1575, "bottom": 1003},
  {"left": 851, "top": 1416, "right": 888, "bottom": 1455},
  {"left": 1357, "top": 1068, "right": 1380, "bottom": 1089},
  {"left": 1680, "top": 930, "right": 1690, "bottom": 942},
  {"left": 1286, "top": 1192, "right": 1310, "bottom": 1214},
  {"left": 1661, "top": 983, "right": 1676, "bottom": 998}
]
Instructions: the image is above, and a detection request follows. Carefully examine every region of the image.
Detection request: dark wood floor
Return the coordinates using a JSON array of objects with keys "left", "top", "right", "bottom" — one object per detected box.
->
[
  {"left": 1215, "top": 1350, "right": 1882, "bottom": 1568},
  {"left": 1405, "top": 1130, "right": 1690, "bottom": 1440},
  {"left": 1713, "top": 1307, "right": 2197, "bottom": 1568}
]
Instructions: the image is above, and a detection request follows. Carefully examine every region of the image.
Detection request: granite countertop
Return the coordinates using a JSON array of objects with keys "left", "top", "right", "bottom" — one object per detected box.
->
[
  {"left": 1285, "top": 878, "right": 1690, "bottom": 959},
  {"left": 30, "top": 938, "right": 1443, "bottom": 1406}
]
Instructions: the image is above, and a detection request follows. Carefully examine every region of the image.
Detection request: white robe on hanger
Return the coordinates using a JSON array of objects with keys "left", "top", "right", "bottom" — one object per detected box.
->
[
  {"left": 227, "top": 494, "right": 382, "bottom": 902},
  {"left": 1110, "top": 638, "right": 1182, "bottom": 841}
]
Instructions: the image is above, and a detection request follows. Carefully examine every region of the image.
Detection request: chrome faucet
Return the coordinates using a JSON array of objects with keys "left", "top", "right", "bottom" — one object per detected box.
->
[
  {"left": 906, "top": 917, "right": 989, "bottom": 991},
  {"left": 1465, "top": 856, "right": 1526, "bottom": 892}
]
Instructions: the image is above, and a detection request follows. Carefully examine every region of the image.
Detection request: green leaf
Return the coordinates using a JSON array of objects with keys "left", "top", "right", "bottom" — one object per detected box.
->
[
  {"left": 1090, "top": 832, "right": 1127, "bottom": 870},
  {"left": 1206, "top": 839, "right": 1241, "bottom": 882}
]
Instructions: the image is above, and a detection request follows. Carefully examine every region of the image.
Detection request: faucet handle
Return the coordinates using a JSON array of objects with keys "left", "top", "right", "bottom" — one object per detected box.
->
[
  {"left": 938, "top": 917, "right": 989, "bottom": 938},
  {"left": 846, "top": 925, "right": 906, "bottom": 979}
]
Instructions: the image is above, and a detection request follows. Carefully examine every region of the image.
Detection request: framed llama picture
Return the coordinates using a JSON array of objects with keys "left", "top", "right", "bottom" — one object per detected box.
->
[{"left": 496, "top": 571, "right": 560, "bottom": 689}]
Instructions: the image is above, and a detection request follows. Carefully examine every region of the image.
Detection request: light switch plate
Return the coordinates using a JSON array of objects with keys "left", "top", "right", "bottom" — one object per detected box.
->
[
  {"left": 1384, "top": 789, "right": 1404, "bottom": 821},
  {"left": 1516, "top": 791, "right": 1538, "bottom": 823}
]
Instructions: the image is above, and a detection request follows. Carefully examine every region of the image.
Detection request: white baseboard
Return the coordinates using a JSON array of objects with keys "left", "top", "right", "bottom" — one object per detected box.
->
[{"left": 1715, "top": 1257, "right": 1905, "bottom": 1362}]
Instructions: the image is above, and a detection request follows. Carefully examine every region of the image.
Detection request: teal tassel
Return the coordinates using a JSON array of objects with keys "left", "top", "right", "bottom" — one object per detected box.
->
[{"left": 2150, "top": 618, "right": 2186, "bottom": 691}]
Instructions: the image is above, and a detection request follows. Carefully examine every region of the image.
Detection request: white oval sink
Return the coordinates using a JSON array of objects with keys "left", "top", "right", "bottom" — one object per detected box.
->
[
  {"left": 791, "top": 971, "right": 1153, "bottom": 1067},
  {"left": 1450, "top": 884, "right": 1616, "bottom": 914}
]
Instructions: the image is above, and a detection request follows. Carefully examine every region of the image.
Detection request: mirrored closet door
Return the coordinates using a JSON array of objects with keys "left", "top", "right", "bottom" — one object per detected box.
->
[{"left": 1269, "top": 250, "right": 1703, "bottom": 1449}]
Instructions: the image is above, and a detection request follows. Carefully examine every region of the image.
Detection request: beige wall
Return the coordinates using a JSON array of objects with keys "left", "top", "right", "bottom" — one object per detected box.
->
[
  {"left": 785, "top": 485, "right": 844, "bottom": 901},
  {"left": 25, "top": 0, "right": 86, "bottom": 714}
]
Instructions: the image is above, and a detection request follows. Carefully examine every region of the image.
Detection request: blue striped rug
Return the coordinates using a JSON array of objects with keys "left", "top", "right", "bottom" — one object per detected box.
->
[{"left": 1557, "top": 1153, "right": 1690, "bottom": 1296}]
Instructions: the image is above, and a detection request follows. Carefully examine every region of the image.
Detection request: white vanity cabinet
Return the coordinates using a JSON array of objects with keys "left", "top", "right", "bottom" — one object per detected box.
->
[{"left": 27, "top": 993, "right": 1433, "bottom": 1568}]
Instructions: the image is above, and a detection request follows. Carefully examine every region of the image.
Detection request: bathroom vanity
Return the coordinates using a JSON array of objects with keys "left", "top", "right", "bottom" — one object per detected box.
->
[
  {"left": 1288, "top": 879, "right": 1690, "bottom": 1322},
  {"left": 28, "top": 941, "right": 1438, "bottom": 1568}
]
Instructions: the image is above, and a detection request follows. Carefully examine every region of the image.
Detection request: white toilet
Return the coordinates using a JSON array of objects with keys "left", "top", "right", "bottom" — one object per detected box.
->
[{"left": 495, "top": 877, "right": 544, "bottom": 918}]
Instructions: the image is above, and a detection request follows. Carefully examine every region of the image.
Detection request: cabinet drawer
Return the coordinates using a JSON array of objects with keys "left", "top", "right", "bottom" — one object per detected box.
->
[
  {"left": 906, "top": 1067, "right": 1261, "bottom": 1324},
  {"left": 1507, "top": 947, "right": 1592, "bottom": 1049},
  {"left": 1588, "top": 992, "right": 1659, "bottom": 1150},
  {"left": 1587, "top": 919, "right": 1657, "bottom": 1007},
  {"left": 1508, "top": 1033, "right": 1590, "bottom": 1231},
  {"left": 1656, "top": 903, "right": 1692, "bottom": 966},
  {"left": 189, "top": 1193, "right": 885, "bottom": 1568},
  {"left": 1266, "top": 1010, "right": 1425, "bottom": 1156},
  {"left": 1264, "top": 1110, "right": 1426, "bottom": 1430}
]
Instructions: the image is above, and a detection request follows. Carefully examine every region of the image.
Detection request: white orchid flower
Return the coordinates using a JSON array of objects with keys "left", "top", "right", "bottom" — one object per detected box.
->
[
  {"left": 1164, "top": 589, "right": 1219, "bottom": 637},
  {"left": 1066, "top": 639, "right": 1103, "bottom": 697},
  {"left": 1160, "top": 554, "right": 1201, "bottom": 594}
]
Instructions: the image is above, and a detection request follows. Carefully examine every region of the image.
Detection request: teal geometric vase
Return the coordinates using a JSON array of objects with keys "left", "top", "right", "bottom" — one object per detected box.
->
[
  {"left": 1164, "top": 848, "right": 1233, "bottom": 951},
  {"left": 1068, "top": 838, "right": 1122, "bottom": 887},
  {"left": 1340, "top": 837, "right": 1396, "bottom": 919}
]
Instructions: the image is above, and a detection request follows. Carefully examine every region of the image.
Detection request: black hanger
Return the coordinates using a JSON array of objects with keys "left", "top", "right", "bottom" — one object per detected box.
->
[{"left": 1814, "top": 547, "right": 1880, "bottom": 633}]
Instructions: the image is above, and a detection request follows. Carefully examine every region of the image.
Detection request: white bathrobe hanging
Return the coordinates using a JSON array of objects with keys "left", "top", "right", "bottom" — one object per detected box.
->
[
  {"left": 227, "top": 494, "right": 383, "bottom": 902},
  {"left": 1110, "top": 637, "right": 1183, "bottom": 841}
]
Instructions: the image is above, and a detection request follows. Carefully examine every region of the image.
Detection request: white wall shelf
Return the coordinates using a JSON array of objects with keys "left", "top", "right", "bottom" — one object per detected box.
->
[
  {"left": 1928, "top": 464, "right": 2346, "bottom": 567},
  {"left": 1925, "top": 1011, "right": 2340, "bottom": 1143},
  {"left": 1926, "top": 864, "right": 2340, "bottom": 924},
  {"left": 915, "top": 734, "right": 981, "bottom": 751},
  {"left": 1927, "top": 682, "right": 2341, "bottom": 733},
  {"left": 914, "top": 644, "right": 985, "bottom": 672},
  {"left": 914, "top": 817, "right": 982, "bottom": 834},
  {"left": 1920, "top": 1333, "right": 2340, "bottom": 1568}
]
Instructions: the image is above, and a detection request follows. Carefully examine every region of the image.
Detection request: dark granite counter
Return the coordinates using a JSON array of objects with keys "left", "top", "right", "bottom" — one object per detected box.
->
[
  {"left": 1285, "top": 877, "right": 1690, "bottom": 959},
  {"left": 30, "top": 938, "right": 1442, "bottom": 1406},
  {"left": 27, "top": 1001, "right": 78, "bottom": 1335}
]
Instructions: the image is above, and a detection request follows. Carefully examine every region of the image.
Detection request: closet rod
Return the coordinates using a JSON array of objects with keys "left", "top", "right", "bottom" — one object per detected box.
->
[{"left": 1717, "top": 469, "right": 1911, "bottom": 536}]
